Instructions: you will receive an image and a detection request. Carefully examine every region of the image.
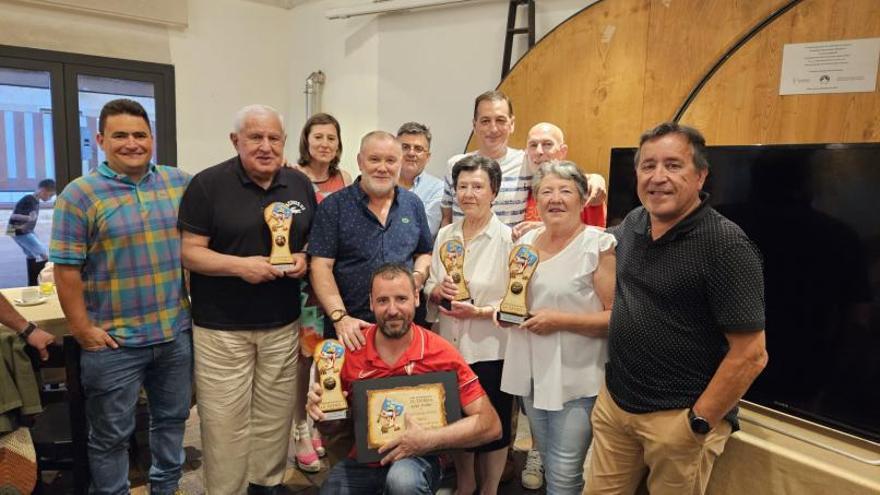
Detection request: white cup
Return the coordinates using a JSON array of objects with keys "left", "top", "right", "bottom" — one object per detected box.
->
[{"left": 21, "top": 287, "right": 40, "bottom": 302}]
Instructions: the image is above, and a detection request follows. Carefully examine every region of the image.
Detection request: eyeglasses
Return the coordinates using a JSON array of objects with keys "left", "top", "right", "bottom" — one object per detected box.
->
[{"left": 401, "top": 143, "right": 428, "bottom": 155}]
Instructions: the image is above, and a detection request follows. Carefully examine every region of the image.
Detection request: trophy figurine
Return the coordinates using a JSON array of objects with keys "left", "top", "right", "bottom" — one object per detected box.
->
[
  {"left": 263, "top": 202, "right": 295, "bottom": 272},
  {"left": 316, "top": 339, "right": 348, "bottom": 420},
  {"left": 439, "top": 240, "right": 470, "bottom": 305},
  {"left": 497, "top": 245, "right": 540, "bottom": 325}
]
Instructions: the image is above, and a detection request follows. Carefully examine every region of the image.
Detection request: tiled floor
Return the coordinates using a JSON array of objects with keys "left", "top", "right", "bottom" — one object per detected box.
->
[{"left": 57, "top": 407, "right": 549, "bottom": 494}]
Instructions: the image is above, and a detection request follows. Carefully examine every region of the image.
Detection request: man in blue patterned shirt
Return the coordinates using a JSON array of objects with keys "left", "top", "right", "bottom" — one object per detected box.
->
[
  {"left": 51, "top": 99, "right": 192, "bottom": 495},
  {"left": 309, "top": 131, "right": 433, "bottom": 352}
]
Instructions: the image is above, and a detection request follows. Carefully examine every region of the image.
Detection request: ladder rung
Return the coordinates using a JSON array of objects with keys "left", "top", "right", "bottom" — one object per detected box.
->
[{"left": 508, "top": 27, "right": 529, "bottom": 34}]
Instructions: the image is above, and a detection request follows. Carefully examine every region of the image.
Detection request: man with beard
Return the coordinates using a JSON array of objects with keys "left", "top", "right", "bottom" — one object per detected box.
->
[
  {"left": 309, "top": 131, "right": 433, "bottom": 351},
  {"left": 308, "top": 263, "right": 502, "bottom": 494}
]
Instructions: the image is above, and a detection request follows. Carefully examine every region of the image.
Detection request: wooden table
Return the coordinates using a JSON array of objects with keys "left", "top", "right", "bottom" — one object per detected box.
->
[{"left": 0, "top": 287, "right": 68, "bottom": 338}]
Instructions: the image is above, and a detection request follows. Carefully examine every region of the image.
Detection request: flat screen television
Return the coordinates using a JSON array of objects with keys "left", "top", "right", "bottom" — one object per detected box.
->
[{"left": 608, "top": 143, "right": 880, "bottom": 442}]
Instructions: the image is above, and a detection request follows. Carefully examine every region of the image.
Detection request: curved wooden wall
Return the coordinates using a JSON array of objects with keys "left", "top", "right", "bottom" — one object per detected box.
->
[{"left": 469, "top": 0, "right": 880, "bottom": 178}]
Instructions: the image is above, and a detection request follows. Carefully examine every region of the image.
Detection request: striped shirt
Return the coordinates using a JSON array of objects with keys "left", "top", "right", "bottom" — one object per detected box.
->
[
  {"left": 50, "top": 162, "right": 191, "bottom": 347},
  {"left": 441, "top": 147, "right": 530, "bottom": 228}
]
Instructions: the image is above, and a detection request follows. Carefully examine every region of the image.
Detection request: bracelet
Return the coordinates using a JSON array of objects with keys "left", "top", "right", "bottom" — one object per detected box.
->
[{"left": 19, "top": 321, "right": 37, "bottom": 341}]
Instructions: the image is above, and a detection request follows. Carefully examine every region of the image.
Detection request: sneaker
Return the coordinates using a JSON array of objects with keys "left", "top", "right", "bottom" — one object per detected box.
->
[{"left": 521, "top": 448, "right": 544, "bottom": 490}]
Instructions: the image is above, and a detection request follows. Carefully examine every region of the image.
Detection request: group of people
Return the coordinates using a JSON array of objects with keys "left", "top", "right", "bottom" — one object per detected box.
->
[{"left": 1, "top": 88, "right": 768, "bottom": 495}]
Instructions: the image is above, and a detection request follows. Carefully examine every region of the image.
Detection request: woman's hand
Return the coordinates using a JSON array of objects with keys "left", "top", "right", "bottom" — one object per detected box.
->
[
  {"left": 440, "top": 300, "right": 491, "bottom": 320},
  {"left": 430, "top": 275, "right": 458, "bottom": 304},
  {"left": 521, "top": 309, "right": 564, "bottom": 335}
]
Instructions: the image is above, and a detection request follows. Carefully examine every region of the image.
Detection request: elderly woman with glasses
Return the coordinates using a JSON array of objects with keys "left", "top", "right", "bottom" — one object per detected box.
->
[
  {"left": 500, "top": 160, "right": 616, "bottom": 495},
  {"left": 424, "top": 154, "right": 513, "bottom": 495}
]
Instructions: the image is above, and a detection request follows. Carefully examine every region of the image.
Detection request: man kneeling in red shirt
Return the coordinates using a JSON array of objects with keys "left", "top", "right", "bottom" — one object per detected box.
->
[{"left": 308, "top": 263, "right": 501, "bottom": 494}]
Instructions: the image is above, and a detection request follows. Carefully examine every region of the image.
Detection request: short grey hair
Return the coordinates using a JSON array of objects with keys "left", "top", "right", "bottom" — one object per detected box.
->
[
  {"left": 532, "top": 160, "right": 589, "bottom": 202},
  {"left": 359, "top": 130, "right": 399, "bottom": 151},
  {"left": 233, "top": 104, "right": 285, "bottom": 133},
  {"left": 396, "top": 122, "right": 432, "bottom": 147}
]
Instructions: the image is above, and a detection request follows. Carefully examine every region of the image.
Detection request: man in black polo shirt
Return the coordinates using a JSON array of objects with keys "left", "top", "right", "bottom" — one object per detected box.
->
[
  {"left": 585, "top": 123, "right": 767, "bottom": 495},
  {"left": 178, "top": 104, "right": 316, "bottom": 495}
]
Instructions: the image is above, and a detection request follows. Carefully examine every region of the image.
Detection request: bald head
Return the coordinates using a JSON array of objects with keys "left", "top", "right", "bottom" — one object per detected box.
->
[{"left": 526, "top": 122, "right": 568, "bottom": 170}]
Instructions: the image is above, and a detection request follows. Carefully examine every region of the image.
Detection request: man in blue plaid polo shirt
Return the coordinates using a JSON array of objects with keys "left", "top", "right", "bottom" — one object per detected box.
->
[{"left": 51, "top": 99, "right": 192, "bottom": 495}]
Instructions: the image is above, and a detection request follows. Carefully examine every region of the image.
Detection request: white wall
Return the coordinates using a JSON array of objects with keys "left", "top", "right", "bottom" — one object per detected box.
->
[
  {"left": 288, "top": 0, "right": 596, "bottom": 178},
  {"left": 1, "top": 0, "right": 596, "bottom": 177},
  {"left": 168, "top": 0, "right": 293, "bottom": 171}
]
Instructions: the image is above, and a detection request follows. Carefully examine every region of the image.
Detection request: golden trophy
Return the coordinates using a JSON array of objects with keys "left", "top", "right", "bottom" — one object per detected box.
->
[
  {"left": 316, "top": 339, "right": 348, "bottom": 420},
  {"left": 439, "top": 239, "right": 470, "bottom": 304},
  {"left": 497, "top": 245, "right": 540, "bottom": 325},
  {"left": 263, "top": 202, "right": 294, "bottom": 272}
]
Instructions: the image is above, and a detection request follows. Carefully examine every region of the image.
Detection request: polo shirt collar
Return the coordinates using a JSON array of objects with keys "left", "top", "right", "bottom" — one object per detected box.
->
[
  {"left": 365, "top": 323, "right": 426, "bottom": 371},
  {"left": 353, "top": 176, "right": 400, "bottom": 206},
  {"left": 634, "top": 192, "right": 712, "bottom": 242},
  {"left": 97, "top": 161, "right": 156, "bottom": 184},
  {"left": 233, "top": 156, "right": 288, "bottom": 189}
]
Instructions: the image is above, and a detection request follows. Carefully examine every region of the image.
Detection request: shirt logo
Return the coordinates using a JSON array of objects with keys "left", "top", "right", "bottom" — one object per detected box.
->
[
  {"left": 286, "top": 200, "right": 307, "bottom": 214},
  {"left": 401, "top": 217, "right": 410, "bottom": 224}
]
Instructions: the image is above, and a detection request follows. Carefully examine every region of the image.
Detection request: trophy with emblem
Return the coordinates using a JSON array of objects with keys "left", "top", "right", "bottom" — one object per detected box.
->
[
  {"left": 316, "top": 339, "right": 348, "bottom": 420},
  {"left": 439, "top": 239, "right": 470, "bottom": 309},
  {"left": 497, "top": 245, "right": 540, "bottom": 325},
  {"left": 263, "top": 202, "right": 294, "bottom": 272}
]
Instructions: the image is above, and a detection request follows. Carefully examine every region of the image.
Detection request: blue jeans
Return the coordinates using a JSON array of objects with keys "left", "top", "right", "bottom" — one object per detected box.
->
[
  {"left": 13, "top": 233, "right": 47, "bottom": 260},
  {"left": 80, "top": 332, "right": 193, "bottom": 495},
  {"left": 523, "top": 394, "right": 597, "bottom": 495},
  {"left": 319, "top": 456, "right": 442, "bottom": 495}
]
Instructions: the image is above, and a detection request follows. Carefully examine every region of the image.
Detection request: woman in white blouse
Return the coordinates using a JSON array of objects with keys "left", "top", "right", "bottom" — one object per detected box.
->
[
  {"left": 424, "top": 155, "right": 513, "bottom": 495},
  {"left": 500, "top": 160, "right": 616, "bottom": 495}
]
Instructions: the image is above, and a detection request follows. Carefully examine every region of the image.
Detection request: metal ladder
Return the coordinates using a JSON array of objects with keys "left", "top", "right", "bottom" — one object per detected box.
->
[{"left": 501, "top": 0, "right": 536, "bottom": 79}]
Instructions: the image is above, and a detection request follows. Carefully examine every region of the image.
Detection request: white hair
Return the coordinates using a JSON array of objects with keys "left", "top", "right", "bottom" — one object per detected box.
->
[{"left": 232, "top": 104, "right": 285, "bottom": 133}]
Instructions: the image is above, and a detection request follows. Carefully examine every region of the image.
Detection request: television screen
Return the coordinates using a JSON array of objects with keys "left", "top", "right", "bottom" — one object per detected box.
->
[{"left": 608, "top": 144, "right": 880, "bottom": 442}]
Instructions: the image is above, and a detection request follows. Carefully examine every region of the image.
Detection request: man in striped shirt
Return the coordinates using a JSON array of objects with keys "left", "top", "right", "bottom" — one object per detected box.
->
[
  {"left": 439, "top": 91, "right": 606, "bottom": 230},
  {"left": 51, "top": 99, "right": 192, "bottom": 495}
]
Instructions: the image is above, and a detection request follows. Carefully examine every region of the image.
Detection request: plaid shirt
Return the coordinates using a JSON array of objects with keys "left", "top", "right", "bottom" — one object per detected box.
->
[{"left": 50, "top": 162, "right": 191, "bottom": 347}]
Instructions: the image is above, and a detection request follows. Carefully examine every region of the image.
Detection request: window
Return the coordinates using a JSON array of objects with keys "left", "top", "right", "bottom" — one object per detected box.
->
[{"left": 0, "top": 45, "right": 176, "bottom": 288}]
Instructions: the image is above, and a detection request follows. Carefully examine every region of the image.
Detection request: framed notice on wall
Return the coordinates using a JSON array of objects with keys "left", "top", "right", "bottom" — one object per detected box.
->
[{"left": 779, "top": 37, "right": 880, "bottom": 95}]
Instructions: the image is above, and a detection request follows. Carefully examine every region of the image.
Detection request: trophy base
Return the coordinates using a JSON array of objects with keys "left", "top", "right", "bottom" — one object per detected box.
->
[
  {"left": 321, "top": 409, "right": 348, "bottom": 421},
  {"left": 497, "top": 311, "right": 527, "bottom": 325},
  {"left": 272, "top": 263, "right": 294, "bottom": 273}
]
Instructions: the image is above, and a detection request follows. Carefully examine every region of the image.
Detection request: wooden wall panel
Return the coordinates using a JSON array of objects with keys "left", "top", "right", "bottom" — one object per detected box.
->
[
  {"left": 681, "top": 0, "right": 880, "bottom": 144},
  {"left": 470, "top": 0, "right": 880, "bottom": 180}
]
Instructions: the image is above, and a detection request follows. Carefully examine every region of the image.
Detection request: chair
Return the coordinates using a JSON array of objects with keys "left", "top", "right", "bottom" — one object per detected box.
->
[{"left": 26, "top": 335, "right": 89, "bottom": 495}]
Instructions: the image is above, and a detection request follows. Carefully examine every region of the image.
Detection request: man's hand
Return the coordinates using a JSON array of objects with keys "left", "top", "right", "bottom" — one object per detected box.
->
[
  {"left": 74, "top": 325, "right": 119, "bottom": 351},
  {"left": 27, "top": 327, "right": 57, "bottom": 361},
  {"left": 586, "top": 174, "right": 607, "bottom": 206},
  {"left": 512, "top": 221, "right": 543, "bottom": 241},
  {"left": 237, "top": 256, "right": 284, "bottom": 284},
  {"left": 430, "top": 276, "right": 458, "bottom": 304},
  {"left": 378, "top": 415, "right": 433, "bottom": 465},
  {"left": 335, "top": 316, "right": 371, "bottom": 351},
  {"left": 521, "top": 309, "right": 562, "bottom": 335},
  {"left": 284, "top": 253, "right": 308, "bottom": 279}
]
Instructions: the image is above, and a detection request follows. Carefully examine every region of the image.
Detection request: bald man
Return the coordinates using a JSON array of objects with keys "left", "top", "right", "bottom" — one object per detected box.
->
[{"left": 512, "top": 122, "right": 608, "bottom": 240}]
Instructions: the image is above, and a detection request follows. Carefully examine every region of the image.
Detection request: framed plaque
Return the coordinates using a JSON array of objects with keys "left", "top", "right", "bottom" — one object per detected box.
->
[{"left": 351, "top": 371, "right": 461, "bottom": 463}]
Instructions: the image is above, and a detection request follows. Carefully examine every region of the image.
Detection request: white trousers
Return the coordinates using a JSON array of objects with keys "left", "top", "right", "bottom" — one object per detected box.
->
[{"left": 194, "top": 321, "right": 299, "bottom": 495}]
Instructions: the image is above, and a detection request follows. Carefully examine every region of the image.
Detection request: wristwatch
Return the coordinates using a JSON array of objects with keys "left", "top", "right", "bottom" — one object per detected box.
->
[
  {"left": 329, "top": 309, "right": 348, "bottom": 323},
  {"left": 688, "top": 408, "right": 711, "bottom": 435},
  {"left": 19, "top": 321, "right": 37, "bottom": 342}
]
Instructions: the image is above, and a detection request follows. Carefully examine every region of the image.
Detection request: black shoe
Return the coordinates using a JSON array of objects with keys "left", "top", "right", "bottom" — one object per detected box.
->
[{"left": 247, "top": 483, "right": 282, "bottom": 495}]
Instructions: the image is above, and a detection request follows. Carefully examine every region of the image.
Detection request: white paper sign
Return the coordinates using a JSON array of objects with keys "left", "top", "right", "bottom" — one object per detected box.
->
[{"left": 779, "top": 38, "right": 880, "bottom": 95}]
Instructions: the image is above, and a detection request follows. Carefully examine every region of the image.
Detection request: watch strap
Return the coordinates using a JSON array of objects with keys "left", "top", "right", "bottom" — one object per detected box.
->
[
  {"left": 329, "top": 309, "right": 348, "bottom": 323},
  {"left": 19, "top": 321, "right": 37, "bottom": 341}
]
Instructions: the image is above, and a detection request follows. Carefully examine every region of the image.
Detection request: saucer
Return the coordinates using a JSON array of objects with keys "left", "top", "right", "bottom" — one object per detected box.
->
[{"left": 13, "top": 297, "right": 47, "bottom": 307}]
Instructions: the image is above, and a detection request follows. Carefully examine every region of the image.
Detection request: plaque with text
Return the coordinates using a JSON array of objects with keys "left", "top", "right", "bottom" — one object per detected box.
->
[{"left": 352, "top": 371, "right": 461, "bottom": 463}]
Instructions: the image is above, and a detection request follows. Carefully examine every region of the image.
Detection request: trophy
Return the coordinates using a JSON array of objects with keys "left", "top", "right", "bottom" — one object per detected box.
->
[
  {"left": 439, "top": 239, "right": 470, "bottom": 309},
  {"left": 263, "top": 202, "right": 294, "bottom": 272},
  {"left": 497, "top": 245, "right": 540, "bottom": 325},
  {"left": 316, "top": 339, "right": 348, "bottom": 420}
]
